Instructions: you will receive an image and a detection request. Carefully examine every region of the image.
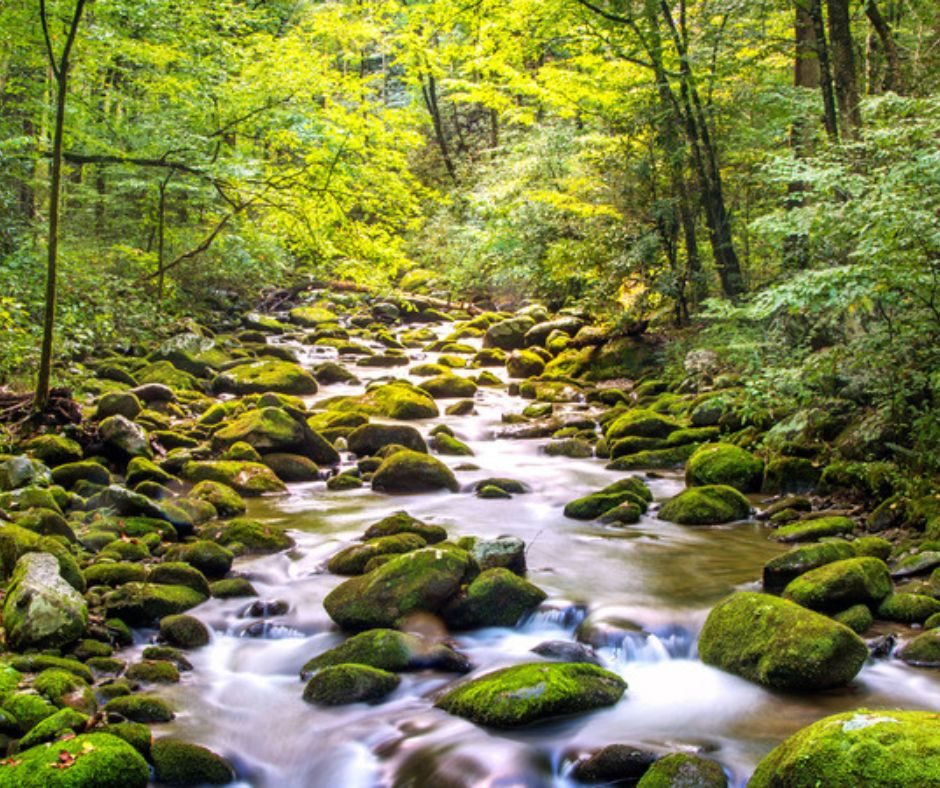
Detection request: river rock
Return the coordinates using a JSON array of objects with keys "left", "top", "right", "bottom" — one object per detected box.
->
[
  {"left": 303, "top": 664, "right": 400, "bottom": 706},
  {"left": 456, "top": 535, "right": 526, "bottom": 574},
  {"left": 442, "top": 568, "right": 546, "bottom": 629},
  {"left": 23, "top": 435, "right": 83, "bottom": 468},
  {"left": 782, "top": 557, "right": 891, "bottom": 611},
  {"left": 302, "top": 629, "right": 471, "bottom": 677},
  {"left": 748, "top": 709, "right": 940, "bottom": 787},
  {"left": 348, "top": 423, "right": 427, "bottom": 455},
  {"left": 658, "top": 485, "right": 750, "bottom": 525},
  {"left": 897, "top": 629, "right": 940, "bottom": 666},
  {"left": 762, "top": 541, "right": 856, "bottom": 591},
  {"left": 572, "top": 744, "right": 657, "bottom": 784},
  {"left": 212, "top": 359, "right": 318, "bottom": 396},
  {"left": 685, "top": 442, "right": 764, "bottom": 493},
  {"left": 3, "top": 553, "right": 88, "bottom": 650},
  {"left": 149, "top": 738, "right": 234, "bottom": 785},
  {"left": 328, "top": 533, "right": 427, "bottom": 575},
  {"left": 698, "top": 592, "right": 868, "bottom": 691},
  {"left": 98, "top": 415, "right": 152, "bottom": 461},
  {"left": 419, "top": 374, "right": 478, "bottom": 399},
  {"left": 531, "top": 640, "right": 602, "bottom": 665},
  {"left": 362, "top": 511, "right": 447, "bottom": 543},
  {"left": 104, "top": 582, "right": 207, "bottom": 626},
  {"left": 435, "top": 662, "right": 626, "bottom": 728},
  {"left": 324, "top": 546, "right": 473, "bottom": 630},
  {"left": 213, "top": 407, "right": 339, "bottom": 466},
  {"left": 771, "top": 515, "right": 855, "bottom": 542},
  {"left": 371, "top": 450, "right": 458, "bottom": 493},
  {"left": 636, "top": 753, "right": 727, "bottom": 787},
  {"left": 182, "top": 460, "right": 287, "bottom": 495},
  {"left": 483, "top": 316, "right": 536, "bottom": 350}
]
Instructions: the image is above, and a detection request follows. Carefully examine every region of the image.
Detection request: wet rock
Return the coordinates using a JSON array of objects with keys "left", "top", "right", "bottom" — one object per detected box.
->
[
  {"left": 446, "top": 399, "right": 475, "bottom": 416},
  {"left": 159, "top": 614, "right": 210, "bottom": 648},
  {"left": 324, "top": 546, "right": 473, "bottom": 630},
  {"left": 430, "top": 432, "right": 474, "bottom": 456},
  {"left": 748, "top": 710, "right": 940, "bottom": 787},
  {"left": 435, "top": 662, "right": 626, "bottom": 728},
  {"left": 245, "top": 599, "right": 289, "bottom": 617},
  {"left": 151, "top": 738, "right": 235, "bottom": 785},
  {"left": 203, "top": 517, "right": 294, "bottom": 555},
  {"left": 165, "top": 540, "right": 234, "bottom": 578},
  {"left": 868, "top": 633, "right": 896, "bottom": 659},
  {"left": 877, "top": 593, "right": 940, "bottom": 623},
  {"left": 442, "top": 568, "right": 546, "bottom": 629},
  {"left": 457, "top": 535, "right": 527, "bottom": 574},
  {"left": 685, "top": 442, "right": 763, "bottom": 493},
  {"left": 572, "top": 744, "right": 658, "bottom": 784},
  {"left": 213, "top": 407, "right": 339, "bottom": 466},
  {"left": 326, "top": 472, "right": 363, "bottom": 490},
  {"left": 544, "top": 438, "right": 593, "bottom": 458},
  {"left": 636, "top": 753, "right": 726, "bottom": 787},
  {"left": 783, "top": 557, "right": 891, "bottom": 611},
  {"left": 506, "top": 350, "right": 546, "bottom": 379},
  {"left": 606, "top": 409, "right": 683, "bottom": 441},
  {"left": 419, "top": 374, "right": 478, "bottom": 399},
  {"left": 531, "top": 640, "right": 601, "bottom": 666},
  {"left": 84, "top": 562, "right": 149, "bottom": 587},
  {"left": 348, "top": 423, "right": 427, "bottom": 456},
  {"left": 182, "top": 460, "right": 286, "bottom": 496},
  {"left": 328, "top": 533, "right": 427, "bottom": 575},
  {"left": 190, "top": 480, "right": 246, "bottom": 517},
  {"left": 698, "top": 592, "right": 867, "bottom": 691},
  {"left": 833, "top": 603, "right": 873, "bottom": 634},
  {"left": 483, "top": 316, "right": 536, "bottom": 350},
  {"left": 212, "top": 359, "right": 318, "bottom": 396},
  {"left": 86, "top": 485, "right": 193, "bottom": 529},
  {"left": 104, "top": 582, "right": 207, "bottom": 626},
  {"left": 302, "top": 628, "right": 471, "bottom": 676},
  {"left": 211, "top": 577, "right": 257, "bottom": 598},
  {"left": 347, "top": 381, "right": 439, "bottom": 420},
  {"left": 96, "top": 391, "right": 142, "bottom": 420},
  {"left": 658, "top": 485, "right": 750, "bottom": 525},
  {"left": 362, "top": 511, "right": 447, "bottom": 543},
  {"left": 772, "top": 515, "right": 856, "bottom": 543},
  {"left": 3, "top": 553, "right": 87, "bottom": 650},
  {"left": 473, "top": 478, "right": 528, "bottom": 495},
  {"left": 18, "top": 707, "right": 89, "bottom": 749},
  {"left": 897, "top": 630, "right": 940, "bottom": 665},
  {"left": 371, "top": 450, "right": 458, "bottom": 494},
  {"left": 303, "top": 664, "right": 400, "bottom": 705},
  {"left": 314, "top": 360, "right": 359, "bottom": 385},
  {"left": 98, "top": 415, "right": 152, "bottom": 462},
  {"left": 104, "top": 694, "right": 174, "bottom": 723},
  {"left": 891, "top": 550, "right": 940, "bottom": 579},
  {"left": 125, "top": 659, "right": 181, "bottom": 683},
  {"left": 0, "top": 732, "right": 149, "bottom": 788},
  {"left": 476, "top": 484, "right": 510, "bottom": 499},
  {"left": 762, "top": 541, "right": 856, "bottom": 592},
  {"left": 24, "top": 435, "right": 83, "bottom": 468}
]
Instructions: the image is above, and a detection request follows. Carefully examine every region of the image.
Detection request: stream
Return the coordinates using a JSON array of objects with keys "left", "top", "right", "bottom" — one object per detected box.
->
[{"left": 130, "top": 319, "right": 940, "bottom": 787}]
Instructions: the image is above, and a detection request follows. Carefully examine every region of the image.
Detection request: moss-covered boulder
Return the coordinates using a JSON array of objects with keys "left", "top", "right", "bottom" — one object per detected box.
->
[
  {"left": 210, "top": 577, "right": 258, "bottom": 598},
  {"left": 436, "top": 662, "right": 626, "bottom": 728},
  {"left": 897, "top": 629, "right": 940, "bottom": 666},
  {"left": 50, "top": 460, "right": 111, "bottom": 490},
  {"left": 328, "top": 533, "right": 427, "bottom": 575},
  {"left": 289, "top": 304, "right": 337, "bottom": 327},
  {"left": 371, "top": 450, "right": 458, "bottom": 493},
  {"left": 164, "top": 540, "right": 233, "bottom": 578},
  {"left": 658, "top": 485, "right": 750, "bottom": 525},
  {"left": 419, "top": 374, "right": 478, "bottom": 399},
  {"left": 96, "top": 391, "right": 143, "bottom": 421},
  {"left": 0, "top": 523, "right": 84, "bottom": 590},
  {"left": 348, "top": 423, "right": 427, "bottom": 456},
  {"left": 18, "top": 707, "right": 89, "bottom": 749},
  {"left": 148, "top": 562, "right": 211, "bottom": 596},
  {"left": 125, "top": 659, "right": 181, "bottom": 683},
  {"left": 3, "top": 553, "right": 87, "bottom": 651},
  {"left": 303, "top": 664, "right": 400, "bottom": 706},
  {"left": 362, "top": 511, "right": 447, "bottom": 543},
  {"left": 182, "top": 460, "right": 286, "bottom": 496},
  {"left": 189, "top": 480, "right": 246, "bottom": 517},
  {"left": 324, "top": 546, "right": 473, "bottom": 630},
  {"left": 685, "top": 443, "right": 764, "bottom": 493},
  {"left": 332, "top": 382, "right": 438, "bottom": 420},
  {"left": 772, "top": 515, "right": 856, "bottom": 543},
  {"left": 24, "top": 435, "right": 83, "bottom": 468},
  {"left": 32, "top": 668, "right": 95, "bottom": 713},
  {"left": 877, "top": 593, "right": 940, "bottom": 624},
  {"left": 0, "top": 732, "right": 149, "bottom": 788},
  {"left": 103, "top": 583, "right": 207, "bottom": 626},
  {"left": 150, "top": 738, "right": 235, "bottom": 786},
  {"left": 834, "top": 603, "right": 874, "bottom": 634},
  {"left": 483, "top": 316, "right": 536, "bottom": 350},
  {"left": 83, "top": 561, "right": 148, "bottom": 587},
  {"left": 506, "top": 350, "right": 546, "bottom": 379},
  {"left": 98, "top": 415, "right": 152, "bottom": 462},
  {"left": 213, "top": 407, "right": 339, "bottom": 467},
  {"left": 204, "top": 517, "right": 294, "bottom": 555},
  {"left": 698, "top": 592, "right": 867, "bottom": 691},
  {"left": 748, "top": 709, "right": 940, "bottom": 788},
  {"left": 159, "top": 614, "right": 210, "bottom": 648},
  {"left": 606, "top": 409, "right": 683, "bottom": 441},
  {"left": 565, "top": 491, "right": 643, "bottom": 521},
  {"left": 429, "top": 431, "right": 473, "bottom": 456},
  {"left": 636, "top": 753, "right": 727, "bottom": 788},
  {"left": 442, "top": 568, "right": 546, "bottom": 630},
  {"left": 783, "top": 557, "right": 891, "bottom": 611},
  {"left": 103, "top": 694, "right": 174, "bottom": 723},
  {"left": 213, "top": 359, "right": 317, "bottom": 396},
  {"left": 762, "top": 541, "right": 855, "bottom": 591},
  {"left": 301, "top": 629, "right": 471, "bottom": 677}
]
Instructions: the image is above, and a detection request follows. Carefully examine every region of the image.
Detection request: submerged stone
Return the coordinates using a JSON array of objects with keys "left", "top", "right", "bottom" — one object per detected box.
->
[{"left": 371, "top": 450, "right": 458, "bottom": 493}]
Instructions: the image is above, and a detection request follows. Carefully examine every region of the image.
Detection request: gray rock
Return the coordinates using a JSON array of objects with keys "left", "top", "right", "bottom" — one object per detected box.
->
[{"left": 99, "top": 415, "right": 152, "bottom": 460}]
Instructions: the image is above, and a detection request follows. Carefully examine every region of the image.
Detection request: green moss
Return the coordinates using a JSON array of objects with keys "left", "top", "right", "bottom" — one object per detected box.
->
[
  {"left": 301, "top": 629, "right": 470, "bottom": 677},
  {"left": 351, "top": 382, "right": 439, "bottom": 420},
  {"left": 2, "top": 693, "right": 57, "bottom": 733},
  {"left": 636, "top": 753, "right": 727, "bottom": 788},
  {"left": 303, "top": 664, "right": 400, "bottom": 705},
  {"left": 164, "top": 539, "right": 233, "bottom": 578},
  {"left": 212, "top": 359, "right": 318, "bottom": 396},
  {"left": 543, "top": 438, "right": 593, "bottom": 458},
  {"left": 7, "top": 656, "right": 92, "bottom": 683},
  {"left": 326, "top": 473, "right": 363, "bottom": 490},
  {"left": 328, "top": 533, "right": 427, "bottom": 575},
  {"left": 429, "top": 432, "right": 474, "bottom": 456},
  {"left": 101, "top": 721, "right": 152, "bottom": 758},
  {"left": 749, "top": 709, "right": 940, "bottom": 788},
  {"left": 103, "top": 582, "right": 207, "bottom": 626},
  {"left": 362, "top": 511, "right": 447, "bottom": 543},
  {"left": 182, "top": 460, "right": 286, "bottom": 496},
  {"left": 877, "top": 593, "right": 940, "bottom": 623},
  {"left": 51, "top": 461, "right": 111, "bottom": 489},
  {"left": 18, "top": 707, "right": 88, "bottom": 749},
  {"left": 783, "top": 557, "right": 891, "bottom": 611},
  {"left": 659, "top": 485, "right": 750, "bottom": 525},
  {"left": 103, "top": 694, "right": 174, "bottom": 723},
  {"left": 898, "top": 629, "right": 940, "bottom": 666},
  {"left": 189, "top": 480, "right": 246, "bottom": 517},
  {"left": 598, "top": 501, "right": 642, "bottom": 524},
  {"left": 290, "top": 305, "right": 338, "bottom": 326},
  {"left": 150, "top": 739, "right": 235, "bottom": 785},
  {"left": 324, "top": 546, "right": 473, "bottom": 630},
  {"left": 605, "top": 444, "right": 700, "bottom": 471},
  {"left": 698, "top": 592, "right": 867, "bottom": 691},
  {"left": 371, "top": 449, "right": 458, "bottom": 493},
  {"left": 852, "top": 535, "right": 892, "bottom": 560},
  {"left": 685, "top": 442, "right": 764, "bottom": 493},
  {"left": 148, "top": 562, "right": 211, "bottom": 596},
  {"left": 436, "top": 662, "right": 626, "bottom": 728},
  {"left": 99, "top": 538, "right": 150, "bottom": 562},
  {"left": 606, "top": 409, "right": 683, "bottom": 441},
  {"left": 565, "top": 491, "right": 645, "bottom": 521},
  {"left": 762, "top": 541, "right": 855, "bottom": 591},
  {"left": 262, "top": 453, "right": 321, "bottom": 482},
  {"left": 205, "top": 518, "right": 294, "bottom": 555},
  {"left": 0, "top": 732, "right": 149, "bottom": 788},
  {"left": 125, "top": 659, "right": 181, "bottom": 683},
  {"left": 772, "top": 516, "right": 856, "bottom": 543},
  {"left": 24, "top": 435, "right": 83, "bottom": 467},
  {"left": 833, "top": 603, "right": 874, "bottom": 633},
  {"left": 86, "top": 657, "right": 126, "bottom": 675},
  {"left": 159, "top": 614, "right": 210, "bottom": 648},
  {"left": 210, "top": 577, "right": 257, "bottom": 598},
  {"left": 442, "top": 568, "right": 546, "bottom": 629},
  {"left": 33, "top": 669, "right": 95, "bottom": 714},
  {"left": 506, "top": 350, "right": 546, "bottom": 379}
]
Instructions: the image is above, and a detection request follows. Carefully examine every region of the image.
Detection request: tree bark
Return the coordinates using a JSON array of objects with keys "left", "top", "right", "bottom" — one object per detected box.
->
[
  {"left": 419, "top": 72, "right": 458, "bottom": 184},
  {"left": 809, "top": 0, "right": 839, "bottom": 140},
  {"left": 864, "top": 0, "right": 902, "bottom": 93},
  {"left": 826, "top": 0, "right": 862, "bottom": 137}
]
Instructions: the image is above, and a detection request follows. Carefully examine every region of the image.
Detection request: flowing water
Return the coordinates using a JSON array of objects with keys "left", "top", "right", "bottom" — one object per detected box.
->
[{"left": 132, "top": 320, "right": 940, "bottom": 787}]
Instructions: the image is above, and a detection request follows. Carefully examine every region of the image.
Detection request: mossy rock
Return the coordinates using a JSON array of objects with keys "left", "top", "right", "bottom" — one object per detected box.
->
[
  {"left": 442, "top": 568, "right": 546, "bottom": 629},
  {"left": 24, "top": 435, "right": 83, "bottom": 467},
  {"left": 125, "top": 659, "right": 181, "bottom": 683},
  {"left": 125, "top": 456, "right": 173, "bottom": 487},
  {"left": 99, "top": 721, "right": 152, "bottom": 758},
  {"left": 354, "top": 382, "right": 439, "bottom": 420},
  {"left": 98, "top": 415, "right": 152, "bottom": 461},
  {"left": 853, "top": 536, "right": 892, "bottom": 560},
  {"left": 565, "top": 490, "right": 645, "bottom": 521},
  {"left": 7, "top": 655, "right": 92, "bottom": 683},
  {"left": 898, "top": 629, "right": 940, "bottom": 666},
  {"left": 636, "top": 753, "right": 727, "bottom": 788},
  {"left": 136, "top": 360, "right": 197, "bottom": 391},
  {"left": 301, "top": 629, "right": 470, "bottom": 677},
  {"left": 326, "top": 473, "right": 363, "bottom": 490},
  {"left": 159, "top": 614, "right": 210, "bottom": 648},
  {"left": 419, "top": 374, "right": 478, "bottom": 399},
  {"left": 748, "top": 709, "right": 940, "bottom": 787},
  {"left": 658, "top": 485, "right": 750, "bottom": 525},
  {"left": 362, "top": 511, "right": 447, "bottom": 543},
  {"left": 212, "top": 359, "right": 318, "bottom": 396},
  {"left": 783, "top": 557, "right": 891, "bottom": 611},
  {"left": 150, "top": 737, "right": 235, "bottom": 785},
  {"left": 436, "top": 662, "right": 626, "bottom": 728},
  {"left": 762, "top": 456, "right": 821, "bottom": 495},
  {"left": 762, "top": 541, "right": 855, "bottom": 592},
  {"left": 32, "top": 668, "right": 95, "bottom": 714},
  {"left": 685, "top": 443, "right": 764, "bottom": 493},
  {"left": 164, "top": 540, "right": 233, "bottom": 578},
  {"left": 543, "top": 438, "right": 593, "bottom": 459},
  {"left": 606, "top": 409, "right": 683, "bottom": 441},
  {"left": 302, "top": 664, "right": 400, "bottom": 706},
  {"left": 598, "top": 501, "right": 643, "bottom": 525},
  {"left": 148, "top": 562, "right": 211, "bottom": 596},
  {"left": 189, "top": 480, "right": 246, "bottom": 517},
  {"left": 0, "top": 523, "right": 84, "bottom": 590},
  {"left": 2, "top": 692, "right": 57, "bottom": 734},
  {"left": 205, "top": 517, "right": 294, "bottom": 555},
  {"left": 103, "top": 583, "right": 207, "bottom": 626},
  {"left": 371, "top": 450, "right": 458, "bottom": 494},
  {"left": 482, "top": 316, "right": 536, "bottom": 351},
  {"left": 103, "top": 694, "right": 174, "bottom": 723},
  {"left": 51, "top": 461, "right": 111, "bottom": 489},
  {"left": 348, "top": 423, "right": 427, "bottom": 456},
  {"left": 324, "top": 545, "right": 473, "bottom": 630},
  {"left": 0, "top": 732, "right": 149, "bottom": 788},
  {"left": 328, "top": 533, "right": 427, "bottom": 575},
  {"left": 289, "top": 305, "right": 338, "bottom": 327},
  {"left": 605, "top": 445, "right": 700, "bottom": 471},
  {"left": 506, "top": 350, "right": 546, "bottom": 379},
  {"left": 698, "top": 592, "right": 867, "bottom": 691},
  {"left": 833, "top": 603, "right": 874, "bottom": 634},
  {"left": 772, "top": 515, "right": 856, "bottom": 543},
  {"left": 210, "top": 577, "right": 258, "bottom": 598},
  {"left": 83, "top": 558, "right": 147, "bottom": 588},
  {"left": 429, "top": 432, "right": 474, "bottom": 456},
  {"left": 877, "top": 593, "right": 940, "bottom": 623},
  {"left": 182, "top": 460, "right": 286, "bottom": 496},
  {"left": 18, "top": 707, "right": 88, "bottom": 749}
]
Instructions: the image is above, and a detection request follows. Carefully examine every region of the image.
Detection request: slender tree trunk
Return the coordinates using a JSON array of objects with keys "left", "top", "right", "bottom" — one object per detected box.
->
[
  {"left": 489, "top": 108, "right": 498, "bottom": 148},
  {"left": 864, "top": 0, "right": 902, "bottom": 92},
  {"left": 826, "top": 0, "right": 862, "bottom": 137},
  {"left": 419, "top": 72, "right": 458, "bottom": 184},
  {"left": 36, "top": 0, "right": 88, "bottom": 408},
  {"left": 156, "top": 175, "right": 169, "bottom": 302},
  {"left": 809, "top": 0, "right": 840, "bottom": 139}
]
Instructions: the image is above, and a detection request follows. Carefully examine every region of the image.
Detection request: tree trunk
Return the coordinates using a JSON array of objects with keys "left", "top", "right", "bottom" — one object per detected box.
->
[
  {"left": 809, "top": 0, "right": 840, "bottom": 140},
  {"left": 864, "top": 0, "right": 903, "bottom": 93},
  {"left": 36, "top": 0, "right": 88, "bottom": 408},
  {"left": 419, "top": 72, "right": 458, "bottom": 184},
  {"left": 826, "top": 0, "right": 862, "bottom": 137}
]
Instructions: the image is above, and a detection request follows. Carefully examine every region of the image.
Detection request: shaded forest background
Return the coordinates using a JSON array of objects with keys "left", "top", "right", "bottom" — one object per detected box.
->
[{"left": 1, "top": 0, "right": 939, "bottom": 472}]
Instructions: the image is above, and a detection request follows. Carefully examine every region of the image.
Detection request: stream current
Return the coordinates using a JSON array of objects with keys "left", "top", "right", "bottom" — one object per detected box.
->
[{"left": 131, "top": 320, "right": 940, "bottom": 787}]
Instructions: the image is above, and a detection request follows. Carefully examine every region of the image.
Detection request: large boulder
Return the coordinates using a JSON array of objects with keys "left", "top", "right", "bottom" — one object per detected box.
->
[
  {"left": 782, "top": 557, "right": 891, "bottom": 611},
  {"left": 748, "top": 710, "right": 940, "bottom": 787},
  {"left": 606, "top": 409, "right": 682, "bottom": 441},
  {"left": 212, "top": 359, "right": 318, "bottom": 396},
  {"left": 698, "top": 592, "right": 867, "bottom": 691},
  {"left": 150, "top": 738, "right": 235, "bottom": 786},
  {"left": 303, "top": 664, "right": 399, "bottom": 705},
  {"left": 897, "top": 629, "right": 940, "bottom": 666},
  {"left": 419, "top": 374, "right": 478, "bottom": 399},
  {"left": 2, "top": 553, "right": 87, "bottom": 650},
  {"left": 103, "top": 582, "right": 207, "bottom": 626},
  {"left": 435, "top": 662, "right": 626, "bottom": 728},
  {"left": 85, "top": 485, "right": 193, "bottom": 529},
  {"left": 98, "top": 415, "right": 152, "bottom": 461},
  {"left": 762, "top": 541, "right": 855, "bottom": 591},
  {"left": 371, "top": 450, "right": 458, "bottom": 493},
  {"left": 637, "top": 754, "right": 727, "bottom": 788},
  {"left": 483, "top": 316, "right": 536, "bottom": 350},
  {"left": 442, "top": 568, "right": 546, "bottom": 629},
  {"left": 324, "top": 546, "right": 474, "bottom": 630},
  {"left": 658, "top": 485, "right": 750, "bottom": 525},
  {"left": 685, "top": 443, "right": 764, "bottom": 493},
  {"left": 182, "top": 461, "right": 286, "bottom": 496},
  {"left": 772, "top": 515, "right": 855, "bottom": 543},
  {"left": 348, "top": 423, "right": 427, "bottom": 456},
  {"left": 212, "top": 407, "right": 339, "bottom": 466}
]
